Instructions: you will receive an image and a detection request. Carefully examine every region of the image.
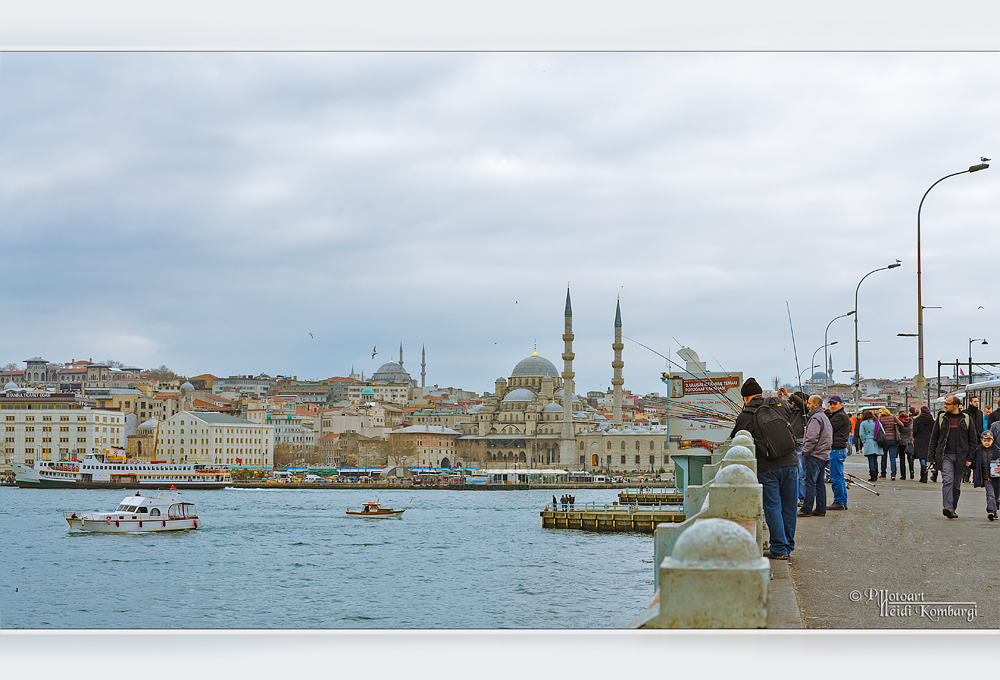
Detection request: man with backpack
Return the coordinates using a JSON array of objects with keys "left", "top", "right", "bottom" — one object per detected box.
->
[
  {"left": 929, "top": 395, "right": 979, "bottom": 519},
  {"left": 730, "top": 378, "right": 799, "bottom": 560}
]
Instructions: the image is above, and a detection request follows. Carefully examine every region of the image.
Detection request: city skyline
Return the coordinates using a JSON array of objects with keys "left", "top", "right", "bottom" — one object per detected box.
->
[{"left": 2, "top": 53, "right": 998, "bottom": 397}]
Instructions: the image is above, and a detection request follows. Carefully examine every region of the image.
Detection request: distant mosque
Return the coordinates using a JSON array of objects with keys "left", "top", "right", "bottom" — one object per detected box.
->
[{"left": 455, "top": 288, "right": 674, "bottom": 474}]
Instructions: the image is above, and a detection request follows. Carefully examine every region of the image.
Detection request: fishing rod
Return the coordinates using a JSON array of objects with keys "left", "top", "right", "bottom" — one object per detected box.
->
[
  {"left": 624, "top": 336, "right": 742, "bottom": 414},
  {"left": 787, "top": 302, "right": 803, "bottom": 393},
  {"left": 670, "top": 335, "right": 743, "bottom": 413}
]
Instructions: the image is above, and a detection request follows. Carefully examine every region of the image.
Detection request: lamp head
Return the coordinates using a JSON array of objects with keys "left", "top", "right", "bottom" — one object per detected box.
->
[{"left": 969, "top": 163, "right": 989, "bottom": 172}]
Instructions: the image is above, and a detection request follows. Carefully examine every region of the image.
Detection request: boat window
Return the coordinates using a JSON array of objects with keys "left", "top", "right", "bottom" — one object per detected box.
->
[
  {"left": 138, "top": 507, "right": 148, "bottom": 513},
  {"left": 149, "top": 508, "right": 160, "bottom": 516}
]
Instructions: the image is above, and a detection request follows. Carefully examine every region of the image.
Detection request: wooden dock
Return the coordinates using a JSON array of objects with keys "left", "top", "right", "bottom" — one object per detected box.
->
[
  {"left": 540, "top": 502, "right": 685, "bottom": 534},
  {"left": 618, "top": 490, "right": 683, "bottom": 505}
]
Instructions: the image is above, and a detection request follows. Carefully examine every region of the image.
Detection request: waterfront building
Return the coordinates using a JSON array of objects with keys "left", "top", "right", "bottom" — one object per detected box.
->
[
  {"left": 314, "top": 404, "right": 387, "bottom": 441},
  {"left": 0, "top": 384, "right": 128, "bottom": 469},
  {"left": 387, "top": 424, "right": 461, "bottom": 468},
  {"left": 153, "top": 384, "right": 274, "bottom": 468},
  {"left": 212, "top": 374, "right": 276, "bottom": 398},
  {"left": 347, "top": 345, "right": 417, "bottom": 406}
]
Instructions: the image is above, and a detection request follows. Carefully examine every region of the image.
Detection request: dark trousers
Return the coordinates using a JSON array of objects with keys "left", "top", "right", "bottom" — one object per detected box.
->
[
  {"left": 940, "top": 452, "right": 966, "bottom": 511},
  {"left": 898, "top": 444, "right": 914, "bottom": 478},
  {"left": 801, "top": 455, "right": 827, "bottom": 514}
]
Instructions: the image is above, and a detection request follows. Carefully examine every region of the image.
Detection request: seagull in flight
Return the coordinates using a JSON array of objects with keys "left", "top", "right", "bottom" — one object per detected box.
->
[
  {"left": 308, "top": 332, "right": 314, "bottom": 338},
  {"left": 372, "top": 346, "right": 378, "bottom": 359},
  {"left": 983, "top": 157, "right": 992, "bottom": 162}
]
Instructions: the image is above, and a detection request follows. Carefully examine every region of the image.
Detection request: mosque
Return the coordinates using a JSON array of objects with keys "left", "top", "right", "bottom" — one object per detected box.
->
[{"left": 455, "top": 288, "right": 674, "bottom": 474}]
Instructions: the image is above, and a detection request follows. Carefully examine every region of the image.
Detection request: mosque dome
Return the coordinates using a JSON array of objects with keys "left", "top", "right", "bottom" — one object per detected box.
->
[
  {"left": 810, "top": 371, "right": 826, "bottom": 381},
  {"left": 511, "top": 354, "right": 559, "bottom": 379},
  {"left": 181, "top": 381, "right": 194, "bottom": 391},
  {"left": 502, "top": 388, "right": 537, "bottom": 402},
  {"left": 361, "top": 386, "right": 375, "bottom": 395},
  {"left": 371, "top": 360, "right": 412, "bottom": 383},
  {"left": 543, "top": 402, "right": 564, "bottom": 412},
  {"left": 4, "top": 380, "right": 18, "bottom": 392}
]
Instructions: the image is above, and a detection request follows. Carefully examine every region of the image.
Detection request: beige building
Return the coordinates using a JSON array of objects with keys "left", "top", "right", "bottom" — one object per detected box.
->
[
  {"left": 387, "top": 424, "right": 461, "bottom": 468},
  {"left": 1, "top": 386, "right": 128, "bottom": 469}
]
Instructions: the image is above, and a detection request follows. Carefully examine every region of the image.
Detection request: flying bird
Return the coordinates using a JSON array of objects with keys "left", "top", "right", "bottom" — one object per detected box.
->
[
  {"left": 979, "top": 306, "right": 985, "bottom": 309},
  {"left": 372, "top": 347, "right": 378, "bottom": 359},
  {"left": 308, "top": 332, "right": 314, "bottom": 338},
  {"left": 982, "top": 157, "right": 991, "bottom": 162}
]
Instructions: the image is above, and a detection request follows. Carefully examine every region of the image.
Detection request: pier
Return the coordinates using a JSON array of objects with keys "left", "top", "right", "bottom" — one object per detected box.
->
[
  {"left": 540, "top": 501, "right": 684, "bottom": 533},
  {"left": 617, "top": 489, "right": 683, "bottom": 505}
]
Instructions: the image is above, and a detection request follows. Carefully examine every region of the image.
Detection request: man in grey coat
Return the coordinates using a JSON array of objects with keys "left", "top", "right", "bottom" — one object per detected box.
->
[{"left": 798, "top": 395, "right": 832, "bottom": 517}]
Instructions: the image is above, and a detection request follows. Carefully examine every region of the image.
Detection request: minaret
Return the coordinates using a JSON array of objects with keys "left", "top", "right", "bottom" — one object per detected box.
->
[
  {"left": 561, "top": 286, "right": 575, "bottom": 441},
  {"left": 612, "top": 297, "right": 624, "bottom": 426},
  {"left": 421, "top": 345, "right": 426, "bottom": 388},
  {"left": 399, "top": 343, "right": 404, "bottom": 367}
]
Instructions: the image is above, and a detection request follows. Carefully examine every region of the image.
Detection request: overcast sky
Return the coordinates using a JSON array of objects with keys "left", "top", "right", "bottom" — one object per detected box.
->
[{"left": 1, "top": 52, "right": 997, "bottom": 396}]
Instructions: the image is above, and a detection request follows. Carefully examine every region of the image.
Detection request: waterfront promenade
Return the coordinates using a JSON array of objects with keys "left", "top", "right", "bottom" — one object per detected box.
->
[{"left": 783, "top": 456, "right": 999, "bottom": 628}]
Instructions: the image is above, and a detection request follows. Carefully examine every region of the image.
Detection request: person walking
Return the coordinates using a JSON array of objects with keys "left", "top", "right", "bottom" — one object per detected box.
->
[
  {"left": 730, "top": 379, "right": 798, "bottom": 560},
  {"left": 963, "top": 396, "right": 985, "bottom": 483},
  {"left": 877, "top": 407, "right": 903, "bottom": 480},
  {"left": 912, "top": 404, "right": 935, "bottom": 483},
  {"left": 896, "top": 409, "right": 915, "bottom": 480},
  {"left": 825, "top": 396, "right": 851, "bottom": 510},
  {"left": 799, "top": 395, "right": 832, "bottom": 517},
  {"left": 987, "top": 401, "right": 1000, "bottom": 429},
  {"left": 858, "top": 410, "right": 880, "bottom": 482},
  {"left": 929, "top": 395, "right": 978, "bottom": 519},
  {"left": 972, "top": 430, "right": 1000, "bottom": 521}
]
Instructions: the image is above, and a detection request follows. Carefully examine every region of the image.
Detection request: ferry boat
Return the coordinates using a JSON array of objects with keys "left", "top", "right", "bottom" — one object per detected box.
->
[
  {"left": 63, "top": 491, "right": 201, "bottom": 532},
  {"left": 15, "top": 450, "right": 232, "bottom": 489},
  {"left": 346, "top": 501, "right": 405, "bottom": 518}
]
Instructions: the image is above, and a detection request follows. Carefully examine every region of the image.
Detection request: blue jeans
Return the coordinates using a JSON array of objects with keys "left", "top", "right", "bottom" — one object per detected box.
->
[
  {"left": 801, "top": 455, "right": 828, "bottom": 514},
  {"left": 796, "top": 444, "right": 805, "bottom": 501},
  {"left": 759, "top": 464, "right": 799, "bottom": 556},
  {"left": 880, "top": 442, "right": 897, "bottom": 476},
  {"left": 829, "top": 448, "right": 848, "bottom": 505},
  {"left": 866, "top": 454, "right": 878, "bottom": 473}
]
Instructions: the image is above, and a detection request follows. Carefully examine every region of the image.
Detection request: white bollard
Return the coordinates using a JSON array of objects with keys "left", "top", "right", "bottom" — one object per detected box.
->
[
  {"left": 657, "top": 518, "right": 769, "bottom": 628},
  {"left": 708, "top": 463, "right": 764, "bottom": 551},
  {"left": 719, "top": 444, "right": 757, "bottom": 475}
]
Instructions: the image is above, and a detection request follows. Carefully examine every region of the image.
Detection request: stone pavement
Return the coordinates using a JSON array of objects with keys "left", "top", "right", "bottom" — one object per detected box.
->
[{"left": 778, "top": 455, "right": 998, "bottom": 628}]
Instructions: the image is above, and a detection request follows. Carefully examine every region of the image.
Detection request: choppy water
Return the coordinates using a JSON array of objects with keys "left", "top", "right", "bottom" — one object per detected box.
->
[{"left": 0, "top": 487, "right": 653, "bottom": 629}]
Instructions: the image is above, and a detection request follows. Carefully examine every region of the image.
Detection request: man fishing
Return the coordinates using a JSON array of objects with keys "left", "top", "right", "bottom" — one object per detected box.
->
[{"left": 730, "top": 378, "right": 799, "bottom": 560}]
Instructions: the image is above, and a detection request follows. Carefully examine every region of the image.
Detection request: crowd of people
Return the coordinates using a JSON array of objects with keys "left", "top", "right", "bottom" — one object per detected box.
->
[{"left": 731, "top": 377, "right": 1000, "bottom": 561}]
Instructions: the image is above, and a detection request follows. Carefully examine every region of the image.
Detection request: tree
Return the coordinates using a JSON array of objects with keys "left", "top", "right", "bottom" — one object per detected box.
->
[
  {"left": 102, "top": 359, "right": 125, "bottom": 369},
  {"left": 144, "top": 365, "right": 179, "bottom": 381},
  {"left": 386, "top": 440, "right": 417, "bottom": 468},
  {"left": 273, "top": 442, "right": 297, "bottom": 468},
  {"left": 2, "top": 362, "right": 19, "bottom": 371}
]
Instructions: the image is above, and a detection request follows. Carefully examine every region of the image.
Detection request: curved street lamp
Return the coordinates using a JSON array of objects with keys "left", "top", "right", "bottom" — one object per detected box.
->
[
  {"left": 811, "top": 342, "right": 838, "bottom": 393},
  {"left": 969, "top": 338, "right": 987, "bottom": 385},
  {"left": 855, "top": 263, "right": 901, "bottom": 407},
  {"left": 824, "top": 311, "right": 854, "bottom": 398},
  {"left": 917, "top": 162, "right": 990, "bottom": 403}
]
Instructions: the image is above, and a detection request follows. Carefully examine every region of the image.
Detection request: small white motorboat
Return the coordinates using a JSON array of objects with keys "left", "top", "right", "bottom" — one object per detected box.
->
[
  {"left": 64, "top": 491, "right": 202, "bottom": 532},
  {"left": 346, "top": 501, "right": 405, "bottom": 518}
]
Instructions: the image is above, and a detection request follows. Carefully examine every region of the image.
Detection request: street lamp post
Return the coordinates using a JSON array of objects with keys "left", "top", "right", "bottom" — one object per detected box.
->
[
  {"left": 917, "top": 162, "right": 990, "bottom": 404},
  {"left": 969, "top": 338, "right": 987, "bottom": 385},
  {"left": 811, "top": 343, "right": 838, "bottom": 394},
  {"left": 855, "top": 263, "right": 902, "bottom": 407},
  {"left": 798, "top": 365, "right": 819, "bottom": 387},
  {"left": 824, "top": 311, "right": 855, "bottom": 398}
]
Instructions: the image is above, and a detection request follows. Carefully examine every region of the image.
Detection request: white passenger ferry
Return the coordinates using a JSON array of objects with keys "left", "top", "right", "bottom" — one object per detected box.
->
[
  {"left": 15, "top": 449, "right": 232, "bottom": 489},
  {"left": 64, "top": 491, "right": 201, "bottom": 532}
]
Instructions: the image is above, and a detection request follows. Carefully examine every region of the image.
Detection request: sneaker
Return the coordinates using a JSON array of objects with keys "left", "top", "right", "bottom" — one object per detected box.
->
[
  {"left": 988, "top": 513, "right": 997, "bottom": 521},
  {"left": 890, "top": 476, "right": 896, "bottom": 481},
  {"left": 827, "top": 503, "right": 847, "bottom": 511},
  {"left": 943, "top": 508, "right": 957, "bottom": 519},
  {"left": 764, "top": 550, "right": 789, "bottom": 560},
  {"left": 879, "top": 474, "right": 886, "bottom": 479},
  {"left": 811, "top": 511, "right": 826, "bottom": 517}
]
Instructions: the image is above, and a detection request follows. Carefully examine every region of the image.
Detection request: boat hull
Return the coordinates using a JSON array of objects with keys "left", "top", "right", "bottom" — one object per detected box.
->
[
  {"left": 65, "top": 517, "right": 201, "bottom": 532},
  {"left": 345, "top": 510, "right": 404, "bottom": 518},
  {"left": 18, "top": 479, "right": 229, "bottom": 490}
]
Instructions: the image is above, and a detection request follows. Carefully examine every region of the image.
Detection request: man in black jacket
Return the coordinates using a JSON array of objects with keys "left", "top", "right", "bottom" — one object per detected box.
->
[
  {"left": 929, "top": 396, "right": 979, "bottom": 518},
  {"left": 730, "top": 378, "right": 798, "bottom": 560},
  {"left": 825, "top": 396, "right": 852, "bottom": 510}
]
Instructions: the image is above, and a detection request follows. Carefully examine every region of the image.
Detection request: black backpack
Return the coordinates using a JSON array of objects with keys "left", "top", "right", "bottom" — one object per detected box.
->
[{"left": 752, "top": 399, "right": 797, "bottom": 462}]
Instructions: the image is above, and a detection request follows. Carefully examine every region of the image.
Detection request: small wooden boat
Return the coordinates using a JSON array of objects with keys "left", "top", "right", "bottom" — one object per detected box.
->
[{"left": 346, "top": 501, "right": 404, "bottom": 518}]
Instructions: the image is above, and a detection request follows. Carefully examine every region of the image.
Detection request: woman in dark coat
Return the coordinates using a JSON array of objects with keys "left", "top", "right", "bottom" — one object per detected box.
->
[{"left": 912, "top": 405, "right": 935, "bottom": 483}]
